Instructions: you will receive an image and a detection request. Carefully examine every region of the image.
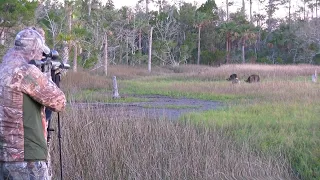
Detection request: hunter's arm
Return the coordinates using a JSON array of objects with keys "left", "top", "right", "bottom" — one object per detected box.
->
[{"left": 20, "top": 65, "right": 66, "bottom": 112}]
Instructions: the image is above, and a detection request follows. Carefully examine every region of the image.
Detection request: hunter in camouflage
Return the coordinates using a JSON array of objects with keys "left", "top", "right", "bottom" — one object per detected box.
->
[{"left": 0, "top": 28, "right": 66, "bottom": 179}]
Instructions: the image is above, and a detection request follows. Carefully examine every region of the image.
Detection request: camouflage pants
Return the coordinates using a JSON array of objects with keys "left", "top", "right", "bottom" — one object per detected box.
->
[{"left": 0, "top": 161, "right": 49, "bottom": 180}]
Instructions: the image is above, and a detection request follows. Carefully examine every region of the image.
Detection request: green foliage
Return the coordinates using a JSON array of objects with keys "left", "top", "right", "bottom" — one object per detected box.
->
[
  {"left": 257, "top": 57, "right": 271, "bottom": 64},
  {"left": 218, "top": 21, "right": 238, "bottom": 36},
  {"left": 313, "top": 54, "right": 320, "bottom": 65},
  {"left": 57, "top": 33, "right": 73, "bottom": 41},
  {"left": 229, "top": 11, "right": 248, "bottom": 25},
  {"left": 212, "top": 50, "right": 226, "bottom": 65},
  {"left": 197, "top": 0, "right": 217, "bottom": 19},
  {"left": 181, "top": 32, "right": 197, "bottom": 58},
  {"left": 178, "top": 2, "right": 197, "bottom": 28},
  {"left": 200, "top": 50, "right": 215, "bottom": 65},
  {"left": 0, "top": 0, "right": 37, "bottom": 27},
  {"left": 82, "top": 56, "right": 98, "bottom": 69},
  {"left": 276, "top": 57, "right": 284, "bottom": 64},
  {"left": 105, "top": 0, "right": 115, "bottom": 10},
  {"left": 132, "top": 52, "right": 148, "bottom": 64},
  {"left": 73, "top": 27, "right": 90, "bottom": 38},
  {"left": 308, "top": 42, "right": 318, "bottom": 51}
]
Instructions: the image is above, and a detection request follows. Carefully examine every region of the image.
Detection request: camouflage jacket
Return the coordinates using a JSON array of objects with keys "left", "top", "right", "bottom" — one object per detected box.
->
[{"left": 0, "top": 48, "right": 66, "bottom": 161}]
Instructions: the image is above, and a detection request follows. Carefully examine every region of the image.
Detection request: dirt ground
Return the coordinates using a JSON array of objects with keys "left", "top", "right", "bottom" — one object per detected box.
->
[{"left": 74, "top": 95, "right": 223, "bottom": 120}]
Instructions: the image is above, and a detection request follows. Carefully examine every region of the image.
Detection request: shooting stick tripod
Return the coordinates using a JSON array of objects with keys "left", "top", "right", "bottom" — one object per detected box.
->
[{"left": 46, "top": 69, "right": 63, "bottom": 180}]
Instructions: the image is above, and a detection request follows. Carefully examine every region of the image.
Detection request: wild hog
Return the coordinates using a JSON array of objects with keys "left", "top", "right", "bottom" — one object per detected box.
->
[
  {"left": 245, "top": 74, "right": 260, "bottom": 83},
  {"left": 227, "top": 74, "right": 237, "bottom": 81},
  {"left": 232, "top": 78, "right": 240, "bottom": 84}
]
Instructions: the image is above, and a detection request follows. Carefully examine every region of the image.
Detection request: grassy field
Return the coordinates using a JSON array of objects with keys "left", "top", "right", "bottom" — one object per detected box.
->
[{"left": 50, "top": 64, "right": 319, "bottom": 180}]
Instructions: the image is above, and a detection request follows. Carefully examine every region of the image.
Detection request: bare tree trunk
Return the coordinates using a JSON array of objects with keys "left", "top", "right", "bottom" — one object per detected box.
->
[
  {"left": 250, "top": 0, "right": 253, "bottom": 23},
  {"left": 103, "top": 32, "right": 108, "bottom": 76},
  {"left": 112, "top": 76, "right": 121, "bottom": 98},
  {"left": 226, "top": 0, "right": 229, "bottom": 21},
  {"left": 197, "top": 26, "right": 201, "bottom": 65},
  {"left": 65, "top": 0, "right": 72, "bottom": 67},
  {"left": 73, "top": 42, "right": 78, "bottom": 72},
  {"left": 288, "top": 0, "right": 291, "bottom": 26},
  {"left": 242, "top": 38, "right": 245, "bottom": 63},
  {"left": 139, "top": 29, "right": 142, "bottom": 64},
  {"left": 242, "top": 0, "right": 245, "bottom": 16},
  {"left": 0, "top": 28, "right": 5, "bottom": 45},
  {"left": 304, "top": 0, "right": 306, "bottom": 20},
  {"left": 267, "top": 0, "right": 272, "bottom": 32},
  {"left": 226, "top": 32, "right": 230, "bottom": 64},
  {"left": 158, "top": 0, "right": 163, "bottom": 12},
  {"left": 62, "top": 41, "right": 69, "bottom": 64},
  {"left": 119, "top": 48, "right": 123, "bottom": 64},
  {"left": 139, "top": 29, "right": 142, "bottom": 52},
  {"left": 316, "top": 0, "right": 318, "bottom": 18},
  {"left": 126, "top": 36, "right": 129, "bottom": 65},
  {"left": 88, "top": 0, "right": 92, "bottom": 16},
  {"left": 146, "top": 0, "right": 149, "bottom": 14},
  {"left": 66, "top": 3, "right": 72, "bottom": 33},
  {"left": 79, "top": 46, "right": 82, "bottom": 55},
  {"left": 148, "top": 27, "right": 153, "bottom": 73}
]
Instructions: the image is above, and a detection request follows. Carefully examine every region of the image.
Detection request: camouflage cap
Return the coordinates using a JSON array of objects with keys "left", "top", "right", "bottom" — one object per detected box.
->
[{"left": 14, "top": 28, "right": 50, "bottom": 55}]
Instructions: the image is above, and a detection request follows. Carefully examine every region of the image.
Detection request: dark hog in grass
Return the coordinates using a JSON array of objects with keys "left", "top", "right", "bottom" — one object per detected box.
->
[
  {"left": 245, "top": 74, "right": 260, "bottom": 83},
  {"left": 226, "top": 74, "right": 237, "bottom": 81},
  {"left": 227, "top": 74, "right": 240, "bottom": 84}
]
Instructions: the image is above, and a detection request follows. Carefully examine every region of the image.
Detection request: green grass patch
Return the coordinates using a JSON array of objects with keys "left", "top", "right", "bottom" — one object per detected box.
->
[
  {"left": 121, "top": 80, "right": 242, "bottom": 101},
  {"left": 182, "top": 102, "right": 320, "bottom": 179},
  {"left": 292, "top": 75, "right": 316, "bottom": 82}
]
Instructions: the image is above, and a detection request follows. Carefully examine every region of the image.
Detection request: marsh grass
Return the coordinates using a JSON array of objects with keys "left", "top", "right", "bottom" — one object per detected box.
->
[
  {"left": 52, "top": 64, "right": 319, "bottom": 179},
  {"left": 50, "top": 105, "right": 297, "bottom": 180},
  {"left": 181, "top": 102, "right": 320, "bottom": 179}
]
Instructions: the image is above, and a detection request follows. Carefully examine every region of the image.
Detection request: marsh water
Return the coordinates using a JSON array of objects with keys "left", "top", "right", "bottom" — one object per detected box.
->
[{"left": 74, "top": 95, "right": 223, "bottom": 120}]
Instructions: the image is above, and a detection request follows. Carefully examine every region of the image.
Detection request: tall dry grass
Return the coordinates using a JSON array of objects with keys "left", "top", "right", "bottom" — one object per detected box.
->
[
  {"left": 89, "top": 65, "right": 174, "bottom": 80},
  {"left": 62, "top": 70, "right": 110, "bottom": 92},
  {"left": 171, "top": 64, "right": 320, "bottom": 81},
  {"left": 49, "top": 105, "right": 298, "bottom": 180}
]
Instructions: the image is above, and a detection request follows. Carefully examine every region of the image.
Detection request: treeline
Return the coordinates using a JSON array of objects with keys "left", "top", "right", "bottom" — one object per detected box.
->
[{"left": 1, "top": 0, "right": 320, "bottom": 72}]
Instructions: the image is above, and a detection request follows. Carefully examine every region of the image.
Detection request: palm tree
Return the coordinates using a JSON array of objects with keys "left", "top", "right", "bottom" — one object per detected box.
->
[
  {"left": 218, "top": 21, "right": 237, "bottom": 64},
  {"left": 240, "top": 27, "right": 256, "bottom": 63}
]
